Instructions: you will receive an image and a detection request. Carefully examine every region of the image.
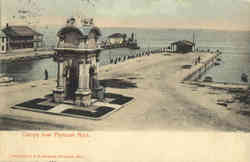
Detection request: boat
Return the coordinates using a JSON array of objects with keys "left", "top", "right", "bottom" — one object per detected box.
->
[
  {"left": 127, "top": 32, "right": 140, "bottom": 50},
  {"left": 128, "top": 42, "right": 140, "bottom": 50},
  {"left": 241, "top": 73, "right": 248, "bottom": 82},
  {"left": 181, "top": 64, "right": 192, "bottom": 69},
  {"left": 203, "top": 76, "right": 213, "bottom": 82},
  {"left": 216, "top": 58, "right": 222, "bottom": 61},
  {"left": 0, "top": 74, "right": 14, "bottom": 83}
]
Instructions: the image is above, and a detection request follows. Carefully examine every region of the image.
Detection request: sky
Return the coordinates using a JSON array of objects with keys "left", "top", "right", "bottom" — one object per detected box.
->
[{"left": 1, "top": 0, "right": 250, "bottom": 31}]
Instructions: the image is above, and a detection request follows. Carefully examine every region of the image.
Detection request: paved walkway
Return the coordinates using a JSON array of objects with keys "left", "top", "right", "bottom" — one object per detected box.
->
[{"left": 1, "top": 52, "right": 250, "bottom": 131}]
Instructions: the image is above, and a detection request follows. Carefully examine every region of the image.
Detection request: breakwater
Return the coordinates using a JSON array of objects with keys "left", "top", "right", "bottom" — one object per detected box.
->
[
  {"left": 0, "top": 47, "right": 170, "bottom": 82},
  {"left": 0, "top": 47, "right": 170, "bottom": 64},
  {"left": 100, "top": 47, "right": 169, "bottom": 65},
  {"left": 182, "top": 52, "right": 221, "bottom": 81},
  {"left": 0, "top": 50, "right": 54, "bottom": 63}
]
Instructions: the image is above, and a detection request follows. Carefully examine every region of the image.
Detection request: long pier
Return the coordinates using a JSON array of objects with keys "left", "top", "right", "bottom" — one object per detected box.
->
[
  {"left": 0, "top": 47, "right": 170, "bottom": 63},
  {"left": 182, "top": 52, "right": 221, "bottom": 81},
  {"left": 0, "top": 47, "right": 215, "bottom": 72},
  {"left": 0, "top": 50, "right": 54, "bottom": 63}
]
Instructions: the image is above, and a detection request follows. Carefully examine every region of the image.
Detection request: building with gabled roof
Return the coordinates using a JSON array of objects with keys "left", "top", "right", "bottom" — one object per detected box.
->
[
  {"left": 107, "top": 33, "right": 126, "bottom": 47},
  {"left": 170, "top": 40, "right": 195, "bottom": 53},
  {"left": 2, "top": 25, "right": 42, "bottom": 37},
  {"left": 0, "top": 24, "right": 43, "bottom": 53},
  {"left": 108, "top": 33, "right": 126, "bottom": 39}
]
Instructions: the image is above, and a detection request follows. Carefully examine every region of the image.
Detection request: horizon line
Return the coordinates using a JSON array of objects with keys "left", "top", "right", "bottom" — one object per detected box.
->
[
  {"left": 1, "top": 22, "right": 249, "bottom": 32},
  {"left": 40, "top": 24, "right": 250, "bottom": 32}
]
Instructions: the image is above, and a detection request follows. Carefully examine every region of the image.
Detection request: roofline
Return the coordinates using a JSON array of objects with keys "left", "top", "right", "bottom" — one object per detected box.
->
[
  {"left": 108, "top": 33, "right": 125, "bottom": 38},
  {"left": 58, "top": 25, "right": 101, "bottom": 39},
  {"left": 171, "top": 40, "right": 195, "bottom": 46},
  {"left": 57, "top": 25, "right": 84, "bottom": 38},
  {"left": 2, "top": 25, "right": 43, "bottom": 37}
]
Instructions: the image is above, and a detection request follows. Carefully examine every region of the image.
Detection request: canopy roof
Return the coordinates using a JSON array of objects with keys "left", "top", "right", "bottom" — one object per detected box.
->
[
  {"left": 57, "top": 26, "right": 84, "bottom": 38},
  {"left": 171, "top": 40, "right": 195, "bottom": 46},
  {"left": 81, "top": 26, "right": 101, "bottom": 38},
  {"left": 108, "top": 33, "right": 126, "bottom": 38},
  {"left": 57, "top": 25, "right": 101, "bottom": 39},
  {"left": 2, "top": 25, "right": 43, "bottom": 37}
]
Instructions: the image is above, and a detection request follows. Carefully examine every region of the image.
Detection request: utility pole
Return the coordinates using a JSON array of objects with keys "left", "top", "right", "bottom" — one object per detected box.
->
[{"left": 193, "top": 32, "right": 196, "bottom": 52}]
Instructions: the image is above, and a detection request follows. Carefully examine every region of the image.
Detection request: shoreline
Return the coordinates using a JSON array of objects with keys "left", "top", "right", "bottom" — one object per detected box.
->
[
  {"left": 182, "top": 52, "right": 220, "bottom": 81},
  {"left": 0, "top": 50, "right": 54, "bottom": 63},
  {"left": 0, "top": 52, "right": 250, "bottom": 131}
]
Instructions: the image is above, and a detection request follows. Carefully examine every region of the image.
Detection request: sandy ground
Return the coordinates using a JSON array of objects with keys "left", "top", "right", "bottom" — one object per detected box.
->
[{"left": 0, "top": 52, "right": 250, "bottom": 131}]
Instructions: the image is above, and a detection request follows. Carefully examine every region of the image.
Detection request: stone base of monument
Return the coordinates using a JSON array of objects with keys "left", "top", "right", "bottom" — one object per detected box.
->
[
  {"left": 53, "top": 88, "right": 64, "bottom": 103},
  {"left": 92, "top": 86, "right": 105, "bottom": 100},
  {"left": 74, "top": 89, "right": 92, "bottom": 107},
  {"left": 12, "top": 93, "right": 134, "bottom": 120}
]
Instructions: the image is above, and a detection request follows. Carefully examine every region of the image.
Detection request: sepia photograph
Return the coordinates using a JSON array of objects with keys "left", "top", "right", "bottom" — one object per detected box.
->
[{"left": 0, "top": 0, "right": 250, "bottom": 161}]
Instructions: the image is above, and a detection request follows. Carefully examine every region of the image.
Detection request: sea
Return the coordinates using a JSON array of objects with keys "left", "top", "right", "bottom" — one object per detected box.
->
[{"left": 0, "top": 27, "right": 250, "bottom": 84}]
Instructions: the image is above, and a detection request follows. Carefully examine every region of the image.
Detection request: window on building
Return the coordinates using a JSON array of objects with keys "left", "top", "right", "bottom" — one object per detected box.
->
[
  {"left": 2, "top": 37, "right": 4, "bottom": 43},
  {"left": 2, "top": 46, "right": 4, "bottom": 51}
]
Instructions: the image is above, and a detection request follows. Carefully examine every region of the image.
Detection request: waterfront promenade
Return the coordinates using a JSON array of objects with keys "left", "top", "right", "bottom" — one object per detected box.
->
[
  {"left": 0, "top": 52, "right": 250, "bottom": 131},
  {"left": 0, "top": 49, "right": 54, "bottom": 62}
]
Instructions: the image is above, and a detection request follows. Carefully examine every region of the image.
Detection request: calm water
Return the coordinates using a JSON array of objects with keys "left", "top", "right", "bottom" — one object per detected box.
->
[{"left": 0, "top": 27, "right": 250, "bottom": 84}]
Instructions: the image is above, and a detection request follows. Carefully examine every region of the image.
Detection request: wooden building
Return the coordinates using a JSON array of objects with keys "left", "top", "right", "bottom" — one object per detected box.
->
[
  {"left": 170, "top": 40, "right": 195, "bottom": 53},
  {"left": 0, "top": 31, "right": 7, "bottom": 53},
  {"left": 0, "top": 24, "right": 43, "bottom": 53},
  {"left": 107, "top": 33, "right": 126, "bottom": 47}
]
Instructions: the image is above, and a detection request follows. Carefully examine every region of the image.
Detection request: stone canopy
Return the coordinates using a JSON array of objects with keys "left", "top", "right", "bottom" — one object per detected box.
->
[
  {"left": 57, "top": 25, "right": 101, "bottom": 41},
  {"left": 56, "top": 24, "right": 102, "bottom": 49},
  {"left": 53, "top": 18, "right": 104, "bottom": 107}
]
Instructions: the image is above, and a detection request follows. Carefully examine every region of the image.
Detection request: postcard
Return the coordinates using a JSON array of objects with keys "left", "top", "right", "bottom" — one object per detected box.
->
[{"left": 0, "top": 0, "right": 250, "bottom": 161}]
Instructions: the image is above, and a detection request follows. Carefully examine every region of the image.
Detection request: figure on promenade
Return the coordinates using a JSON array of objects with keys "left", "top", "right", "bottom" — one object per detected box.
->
[
  {"left": 198, "top": 56, "right": 201, "bottom": 63},
  {"left": 44, "top": 69, "right": 48, "bottom": 80}
]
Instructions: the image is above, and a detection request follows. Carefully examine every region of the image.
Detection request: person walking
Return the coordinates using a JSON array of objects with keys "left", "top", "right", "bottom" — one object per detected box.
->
[
  {"left": 44, "top": 69, "right": 48, "bottom": 80},
  {"left": 198, "top": 56, "right": 201, "bottom": 63}
]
